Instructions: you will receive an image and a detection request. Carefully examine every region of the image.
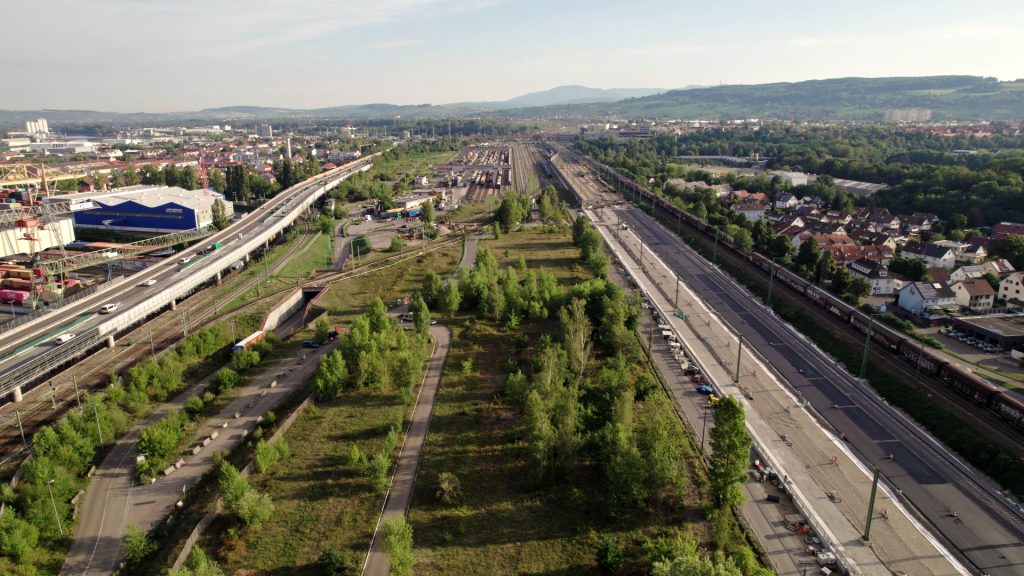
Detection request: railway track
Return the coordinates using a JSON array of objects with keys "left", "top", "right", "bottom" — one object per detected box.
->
[{"left": 0, "top": 228, "right": 464, "bottom": 472}]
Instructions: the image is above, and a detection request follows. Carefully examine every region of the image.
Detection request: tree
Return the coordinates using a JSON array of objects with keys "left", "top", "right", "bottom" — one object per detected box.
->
[
  {"left": 708, "top": 396, "right": 752, "bottom": 508},
  {"left": 184, "top": 395, "right": 204, "bottom": 419},
  {"left": 438, "top": 280, "right": 461, "bottom": 315},
  {"left": 495, "top": 193, "right": 530, "bottom": 232},
  {"left": 848, "top": 276, "right": 871, "bottom": 300},
  {"left": 213, "top": 368, "right": 239, "bottom": 393},
  {"left": 383, "top": 517, "right": 414, "bottom": 576},
  {"left": 435, "top": 472, "right": 461, "bottom": 504},
  {"left": 410, "top": 293, "right": 430, "bottom": 336},
  {"left": 236, "top": 490, "right": 274, "bottom": 527},
  {"left": 524, "top": 390, "right": 556, "bottom": 482},
  {"left": 814, "top": 248, "right": 835, "bottom": 285},
  {"left": 388, "top": 236, "right": 406, "bottom": 252},
  {"left": 313, "top": 350, "right": 348, "bottom": 399},
  {"left": 207, "top": 167, "right": 226, "bottom": 194},
  {"left": 0, "top": 509, "right": 39, "bottom": 562},
  {"left": 560, "top": 298, "right": 593, "bottom": 383},
  {"left": 315, "top": 316, "right": 330, "bottom": 344},
  {"left": 795, "top": 237, "right": 819, "bottom": 270},
  {"left": 231, "top": 348, "right": 260, "bottom": 372},
  {"left": 422, "top": 270, "right": 443, "bottom": 307},
  {"left": 420, "top": 201, "right": 434, "bottom": 224},
  {"left": 211, "top": 199, "right": 229, "bottom": 230}
]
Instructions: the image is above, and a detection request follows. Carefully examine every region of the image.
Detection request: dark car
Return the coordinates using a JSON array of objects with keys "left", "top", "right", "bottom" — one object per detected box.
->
[
  {"left": 696, "top": 385, "right": 715, "bottom": 395},
  {"left": 302, "top": 340, "right": 321, "bottom": 348}
]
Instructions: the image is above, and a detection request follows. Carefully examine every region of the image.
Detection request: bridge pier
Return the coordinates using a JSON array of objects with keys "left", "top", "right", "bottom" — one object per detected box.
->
[
  {"left": 107, "top": 335, "right": 116, "bottom": 348},
  {"left": 12, "top": 386, "right": 22, "bottom": 403},
  {"left": 170, "top": 298, "right": 177, "bottom": 311},
  {"left": 215, "top": 271, "right": 222, "bottom": 286}
]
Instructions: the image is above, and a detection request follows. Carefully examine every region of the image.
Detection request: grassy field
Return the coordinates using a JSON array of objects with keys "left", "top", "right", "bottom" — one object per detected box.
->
[
  {"left": 407, "top": 227, "right": 712, "bottom": 575},
  {"left": 197, "top": 389, "right": 408, "bottom": 574}
]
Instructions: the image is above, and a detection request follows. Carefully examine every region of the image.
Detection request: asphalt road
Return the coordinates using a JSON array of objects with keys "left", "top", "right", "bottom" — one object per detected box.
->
[
  {"left": 616, "top": 206, "right": 1024, "bottom": 575},
  {"left": 361, "top": 325, "right": 450, "bottom": 576},
  {"left": 60, "top": 342, "right": 335, "bottom": 576}
]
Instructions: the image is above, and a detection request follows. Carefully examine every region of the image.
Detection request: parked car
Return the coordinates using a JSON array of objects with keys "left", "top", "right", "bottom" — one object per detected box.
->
[
  {"left": 696, "top": 385, "right": 715, "bottom": 395},
  {"left": 302, "top": 340, "right": 321, "bottom": 348},
  {"left": 54, "top": 333, "right": 76, "bottom": 344}
]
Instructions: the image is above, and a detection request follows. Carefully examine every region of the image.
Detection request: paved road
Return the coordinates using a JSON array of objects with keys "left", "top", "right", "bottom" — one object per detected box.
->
[
  {"left": 456, "top": 235, "right": 479, "bottom": 276},
  {"left": 361, "top": 325, "right": 450, "bottom": 576},
  {"left": 597, "top": 209, "right": 960, "bottom": 575},
  {"left": 613, "top": 206, "right": 1024, "bottom": 575},
  {"left": 60, "top": 342, "right": 334, "bottom": 576}
]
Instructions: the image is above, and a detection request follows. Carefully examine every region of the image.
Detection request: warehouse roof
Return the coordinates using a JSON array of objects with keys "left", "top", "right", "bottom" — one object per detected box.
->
[{"left": 47, "top": 186, "right": 228, "bottom": 211}]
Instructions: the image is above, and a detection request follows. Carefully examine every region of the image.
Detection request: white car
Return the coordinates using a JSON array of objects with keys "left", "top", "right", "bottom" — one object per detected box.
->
[
  {"left": 99, "top": 303, "right": 120, "bottom": 314},
  {"left": 54, "top": 333, "right": 77, "bottom": 344},
  {"left": 139, "top": 279, "right": 157, "bottom": 287}
]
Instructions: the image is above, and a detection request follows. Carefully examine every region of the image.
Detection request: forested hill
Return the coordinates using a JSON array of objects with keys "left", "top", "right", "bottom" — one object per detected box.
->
[{"left": 520, "top": 76, "right": 1024, "bottom": 121}]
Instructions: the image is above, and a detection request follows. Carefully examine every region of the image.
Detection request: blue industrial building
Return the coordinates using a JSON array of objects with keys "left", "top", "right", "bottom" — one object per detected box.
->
[{"left": 69, "top": 186, "right": 234, "bottom": 233}]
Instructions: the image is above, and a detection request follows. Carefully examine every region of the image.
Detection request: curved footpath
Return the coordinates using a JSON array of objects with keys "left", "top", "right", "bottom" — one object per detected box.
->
[
  {"left": 361, "top": 324, "right": 450, "bottom": 576},
  {"left": 60, "top": 342, "right": 336, "bottom": 576}
]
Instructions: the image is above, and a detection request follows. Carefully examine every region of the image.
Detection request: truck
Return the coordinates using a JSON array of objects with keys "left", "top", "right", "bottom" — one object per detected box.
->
[{"left": 232, "top": 330, "right": 266, "bottom": 351}]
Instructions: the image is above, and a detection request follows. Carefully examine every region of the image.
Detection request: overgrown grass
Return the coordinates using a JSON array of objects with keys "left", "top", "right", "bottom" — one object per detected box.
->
[
  {"left": 407, "top": 228, "right": 726, "bottom": 575},
  {"left": 199, "top": 389, "right": 408, "bottom": 574}
]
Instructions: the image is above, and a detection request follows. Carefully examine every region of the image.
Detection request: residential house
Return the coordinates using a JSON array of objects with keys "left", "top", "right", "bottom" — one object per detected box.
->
[
  {"left": 993, "top": 222, "right": 1024, "bottom": 237},
  {"left": 730, "top": 200, "right": 768, "bottom": 222},
  {"left": 822, "top": 210, "right": 852, "bottom": 225},
  {"left": 960, "top": 244, "right": 987, "bottom": 265},
  {"left": 927, "top": 267, "right": 951, "bottom": 284},
  {"left": 868, "top": 209, "right": 901, "bottom": 232},
  {"left": 983, "top": 259, "right": 1015, "bottom": 277},
  {"left": 950, "top": 264, "right": 988, "bottom": 284},
  {"left": 897, "top": 281, "right": 956, "bottom": 315},
  {"left": 774, "top": 192, "right": 798, "bottom": 210},
  {"left": 903, "top": 212, "right": 939, "bottom": 235},
  {"left": 901, "top": 242, "right": 956, "bottom": 269},
  {"left": 847, "top": 259, "right": 902, "bottom": 296},
  {"left": 997, "top": 271, "right": 1024, "bottom": 304},
  {"left": 847, "top": 229, "right": 898, "bottom": 251},
  {"left": 951, "top": 279, "right": 996, "bottom": 310}
]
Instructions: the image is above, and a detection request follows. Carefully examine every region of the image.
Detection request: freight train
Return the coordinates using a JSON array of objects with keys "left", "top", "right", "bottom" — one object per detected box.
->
[{"left": 584, "top": 155, "right": 1024, "bottom": 433}]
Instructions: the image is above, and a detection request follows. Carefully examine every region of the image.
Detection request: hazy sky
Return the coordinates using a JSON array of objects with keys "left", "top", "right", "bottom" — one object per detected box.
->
[{"left": 4, "top": 0, "right": 1022, "bottom": 112}]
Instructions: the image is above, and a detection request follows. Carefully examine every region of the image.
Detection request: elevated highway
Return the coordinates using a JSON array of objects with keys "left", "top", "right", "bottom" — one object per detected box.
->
[{"left": 0, "top": 156, "right": 375, "bottom": 402}]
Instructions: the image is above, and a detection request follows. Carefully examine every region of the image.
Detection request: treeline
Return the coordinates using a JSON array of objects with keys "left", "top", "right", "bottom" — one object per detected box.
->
[
  {"left": 0, "top": 326, "right": 233, "bottom": 574},
  {"left": 578, "top": 127, "right": 1024, "bottom": 227}
]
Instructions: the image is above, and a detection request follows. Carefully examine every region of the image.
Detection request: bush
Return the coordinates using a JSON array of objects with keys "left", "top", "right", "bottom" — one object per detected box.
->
[
  {"left": 236, "top": 490, "right": 274, "bottom": 527},
  {"left": 318, "top": 547, "right": 360, "bottom": 576},
  {"left": 254, "top": 438, "right": 290, "bottom": 474},
  {"left": 213, "top": 368, "right": 240, "bottom": 393},
  {"left": 347, "top": 445, "right": 367, "bottom": 471},
  {"left": 123, "top": 524, "right": 156, "bottom": 565},
  {"left": 382, "top": 517, "right": 414, "bottom": 576},
  {"left": 0, "top": 510, "right": 39, "bottom": 562},
  {"left": 596, "top": 533, "right": 623, "bottom": 572},
  {"left": 435, "top": 472, "right": 461, "bottom": 504},
  {"left": 388, "top": 236, "right": 406, "bottom": 252},
  {"left": 368, "top": 451, "right": 391, "bottom": 495},
  {"left": 231, "top": 349, "right": 261, "bottom": 372},
  {"left": 184, "top": 395, "right": 204, "bottom": 419}
]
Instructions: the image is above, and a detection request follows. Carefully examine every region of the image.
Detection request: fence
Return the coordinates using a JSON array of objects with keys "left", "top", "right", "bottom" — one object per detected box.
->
[
  {"left": 171, "top": 395, "right": 313, "bottom": 571},
  {"left": 0, "top": 276, "right": 125, "bottom": 335}
]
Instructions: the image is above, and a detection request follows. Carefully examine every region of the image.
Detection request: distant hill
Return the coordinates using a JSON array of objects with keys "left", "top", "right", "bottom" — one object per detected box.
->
[
  {"left": 501, "top": 85, "right": 667, "bottom": 108},
  {"left": 519, "top": 76, "right": 1024, "bottom": 120},
  {"left": 2, "top": 76, "right": 1022, "bottom": 127}
]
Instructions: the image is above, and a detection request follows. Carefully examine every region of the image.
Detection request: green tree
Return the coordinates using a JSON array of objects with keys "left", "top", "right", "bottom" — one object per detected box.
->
[
  {"left": 0, "top": 509, "right": 39, "bottom": 562},
  {"left": 383, "top": 517, "right": 414, "bottom": 576},
  {"left": 560, "top": 298, "right": 593, "bottom": 383},
  {"left": 315, "top": 316, "right": 331, "bottom": 344},
  {"left": 213, "top": 368, "right": 239, "bottom": 393},
  {"left": 438, "top": 280, "right": 462, "bottom": 315},
  {"left": 170, "top": 546, "right": 226, "bottom": 576},
  {"left": 388, "top": 236, "right": 406, "bottom": 253},
  {"left": 184, "top": 395, "right": 204, "bottom": 419},
  {"left": 795, "top": 236, "right": 819, "bottom": 270},
  {"left": 708, "top": 396, "right": 752, "bottom": 508},
  {"left": 313, "top": 350, "right": 349, "bottom": 399},
  {"left": 410, "top": 293, "right": 430, "bottom": 336},
  {"left": 422, "top": 270, "right": 443, "bottom": 307},
  {"left": 848, "top": 276, "right": 872, "bottom": 300},
  {"left": 524, "top": 390, "right": 556, "bottom": 482},
  {"left": 420, "top": 201, "right": 434, "bottom": 224},
  {"left": 231, "top": 348, "right": 260, "bottom": 372},
  {"left": 211, "top": 199, "right": 229, "bottom": 230},
  {"left": 495, "top": 193, "right": 530, "bottom": 232}
]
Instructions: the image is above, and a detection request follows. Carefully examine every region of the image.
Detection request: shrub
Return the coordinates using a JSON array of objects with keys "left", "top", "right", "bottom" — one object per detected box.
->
[
  {"left": 368, "top": 451, "right": 391, "bottom": 495},
  {"left": 382, "top": 517, "right": 414, "bottom": 576},
  {"left": 0, "top": 510, "right": 39, "bottom": 562},
  {"left": 435, "top": 472, "right": 461, "bottom": 504},
  {"left": 123, "top": 524, "right": 156, "bottom": 565},
  {"left": 184, "top": 395, "right": 204, "bottom": 419},
  {"left": 236, "top": 490, "right": 274, "bottom": 527},
  {"left": 212, "top": 368, "right": 239, "bottom": 393},
  {"left": 231, "top": 349, "right": 260, "bottom": 372},
  {"left": 318, "top": 548, "right": 360, "bottom": 576}
]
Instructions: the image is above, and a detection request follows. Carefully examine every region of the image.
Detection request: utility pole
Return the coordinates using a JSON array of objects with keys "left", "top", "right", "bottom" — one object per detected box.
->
[
  {"left": 674, "top": 275, "right": 680, "bottom": 309},
  {"left": 863, "top": 467, "right": 881, "bottom": 541},
  {"left": 72, "top": 374, "right": 81, "bottom": 409},
  {"left": 48, "top": 381, "right": 56, "bottom": 409},
  {"left": 913, "top": 338, "right": 925, "bottom": 387},
  {"left": 734, "top": 335, "right": 744, "bottom": 383},
  {"left": 713, "top": 229, "right": 720, "bottom": 265},
  {"left": 767, "top": 259, "right": 776, "bottom": 308},
  {"left": 15, "top": 410, "right": 27, "bottom": 449},
  {"left": 148, "top": 331, "right": 156, "bottom": 356},
  {"left": 859, "top": 315, "right": 876, "bottom": 379}
]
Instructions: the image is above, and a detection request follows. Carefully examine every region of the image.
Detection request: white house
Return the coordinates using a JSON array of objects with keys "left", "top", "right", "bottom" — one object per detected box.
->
[
  {"left": 950, "top": 264, "right": 988, "bottom": 284},
  {"left": 997, "top": 271, "right": 1024, "bottom": 304},
  {"left": 951, "top": 279, "right": 995, "bottom": 310},
  {"left": 900, "top": 242, "right": 957, "bottom": 269},
  {"left": 847, "top": 259, "right": 902, "bottom": 296},
  {"left": 897, "top": 281, "right": 956, "bottom": 315},
  {"left": 730, "top": 201, "right": 768, "bottom": 223},
  {"left": 774, "top": 192, "right": 798, "bottom": 210}
]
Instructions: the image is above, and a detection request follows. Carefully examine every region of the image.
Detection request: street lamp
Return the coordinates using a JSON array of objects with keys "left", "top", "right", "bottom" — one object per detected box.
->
[{"left": 46, "top": 479, "right": 64, "bottom": 536}]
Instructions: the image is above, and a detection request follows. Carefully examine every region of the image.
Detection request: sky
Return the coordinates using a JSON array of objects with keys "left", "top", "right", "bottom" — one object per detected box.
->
[{"left": 3, "top": 0, "right": 1023, "bottom": 112}]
